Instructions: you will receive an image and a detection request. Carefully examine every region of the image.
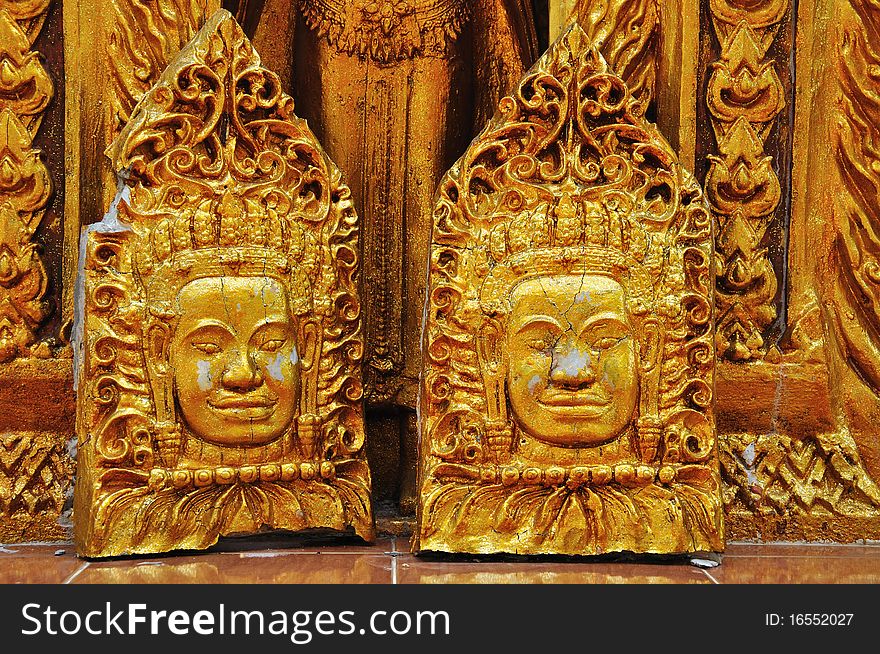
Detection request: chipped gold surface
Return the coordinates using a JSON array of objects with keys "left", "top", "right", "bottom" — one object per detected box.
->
[
  {"left": 63, "top": 0, "right": 219, "bottom": 325},
  {"left": 415, "top": 25, "right": 723, "bottom": 556},
  {"left": 73, "top": 11, "right": 373, "bottom": 557}
]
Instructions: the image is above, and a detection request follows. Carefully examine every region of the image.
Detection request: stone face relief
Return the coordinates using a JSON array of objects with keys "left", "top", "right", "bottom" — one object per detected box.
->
[
  {"left": 415, "top": 24, "right": 723, "bottom": 556},
  {"left": 73, "top": 10, "right": 373, "bottom": 558}
]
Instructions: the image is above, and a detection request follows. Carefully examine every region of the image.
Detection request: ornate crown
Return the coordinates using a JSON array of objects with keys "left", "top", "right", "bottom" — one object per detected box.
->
[
  {"left": 479, "top": 189, "right": 654, "bottom": 314},
  {"left": 416, "top": 24, "right": 720, "bottom": 556},
  {"left": 428, "top": 27, "right": 699, "bottom": 319},
  {"left": 126, "top": 187, "right": 317, "bottom": 312},
  {"left": 108, "top": 10, "right": 334, "bottom": 313}
]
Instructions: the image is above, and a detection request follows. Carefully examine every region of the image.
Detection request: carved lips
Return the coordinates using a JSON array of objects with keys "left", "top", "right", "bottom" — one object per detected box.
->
[
  {"left": 537, "top": 389, "right": 613, "bottom": 412},
  {"left": 207, "top": 393, "right": 279, "bottom": 421}
]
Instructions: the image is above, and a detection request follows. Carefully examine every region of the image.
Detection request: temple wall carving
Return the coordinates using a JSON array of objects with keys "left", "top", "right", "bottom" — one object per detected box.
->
[
  {"left": 0, "top": 0, "right": 74, "bottom": 542},
  {"left": 0, "top": 0, "right": 879, "bottom": 545}
]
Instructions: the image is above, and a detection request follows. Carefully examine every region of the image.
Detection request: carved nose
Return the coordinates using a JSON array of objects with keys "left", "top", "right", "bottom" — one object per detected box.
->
[
  {"left": 221, "top": 348, "right": 263, "bottom": 390},
  {"left": 549, "top": 343, "right": 597, "bottom": 388}
]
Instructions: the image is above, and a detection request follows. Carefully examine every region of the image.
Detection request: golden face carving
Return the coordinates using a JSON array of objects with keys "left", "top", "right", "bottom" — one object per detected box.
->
[
  {"left": 417, "top": 27, "right": 722, "bottom": 557},
  {"left": 169, "top": 276, "right": 300, "bottom": 447},
  {"left": 75, "top": 12, "right": 374, "bottom": 558},
  {"left": 505, "top": 274, "right": 638, "bottom": 447}
]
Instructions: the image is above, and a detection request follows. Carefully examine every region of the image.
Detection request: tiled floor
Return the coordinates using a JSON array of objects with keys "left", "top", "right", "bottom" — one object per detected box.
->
[{"left": 2, "top": 539, "right": 879, "bottom": 583}]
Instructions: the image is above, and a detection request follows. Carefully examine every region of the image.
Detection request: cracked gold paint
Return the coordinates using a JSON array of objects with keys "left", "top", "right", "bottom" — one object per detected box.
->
[
  {"left": 415, "top": 25, "right": 724, "bottom": 556},
  {"left": 74, "top": 11, "right": 373, "bottom": 558},
  {"left": 169, "top": 277, "right": 303, "bottom": 448},
  {"left": 505, "top": 275, "right": 639, "bottom": 447}
]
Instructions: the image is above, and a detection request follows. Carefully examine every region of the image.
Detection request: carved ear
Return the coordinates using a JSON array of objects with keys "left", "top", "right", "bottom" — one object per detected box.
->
[
  {"left": 639, "top": 319, "right": 662, "bottom": 372},
  {"left": 299, "top": 319, "right": 320, "bottom": 372},
  {"left": 476, "top": 318, "right": 508, "bottom": 425},
  {"left": 144, "top": 322, "right": 175, "bottom": 422}
]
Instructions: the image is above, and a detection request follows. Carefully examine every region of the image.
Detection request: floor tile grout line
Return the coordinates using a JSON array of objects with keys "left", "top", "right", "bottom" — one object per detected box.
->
[
  {"left": 702, "top": 569, "right": 720, "bottom": 584},
  {"left": 63, "top": 562, "right": 89, "bottom": 584}
]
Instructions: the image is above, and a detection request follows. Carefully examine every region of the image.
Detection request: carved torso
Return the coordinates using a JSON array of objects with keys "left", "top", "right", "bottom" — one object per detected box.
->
[{"left": 298, "top": 0, "right": 470, "bottom": 61}]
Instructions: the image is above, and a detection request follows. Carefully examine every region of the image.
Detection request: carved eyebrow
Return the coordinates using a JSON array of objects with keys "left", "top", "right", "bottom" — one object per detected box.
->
[
  {"left": 511, "top": 315, "right": 564, "bottom": 336},
  {"left": 183, "top": 320, "right": 235, "bottom": 339},
  {"left": 250, "top": 320, "right": 294, "bottom": 341},
  {"left": 252, "top": 317, "right": 293, "bottom": 331},
  {"left": 578, "top": 315, "right": 632, "bottom": 338}
]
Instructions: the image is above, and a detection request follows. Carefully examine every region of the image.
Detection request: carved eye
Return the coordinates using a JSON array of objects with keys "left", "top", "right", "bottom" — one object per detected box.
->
[
  {"left": 527, "top": 336, "right": 552, "bottom": 351},
  {"left": 259, "top": 338, "right": 286, "bottom": 353},
  {"left": 192, "top": 342, "right": 222, "bottom": 355},
  {"left": 594, "top": 336, "right": 626, "bottom": 350}
]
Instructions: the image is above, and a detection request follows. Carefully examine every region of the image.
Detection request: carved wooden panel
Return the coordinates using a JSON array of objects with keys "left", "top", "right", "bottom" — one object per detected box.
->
[
  {"left": 703, "top": 0, "right": 791, "bottom": 362},
  {"left": 0, "top": 0, "right": 53, "bottom": 362},
  {"left": 0, "top": 0, "right": 75, "bottom": 543},
  {"left": 716, "top": 0, "right": 880, "bottom": 541},
  {"left": 416, "top": 26, "right": 722, "bottom": 555},
  {"left": 65, "top": 0, "right": 220, "bottom": 324},
  {"left": 74, "top": 11, "right": 373, "bottom": 557}
]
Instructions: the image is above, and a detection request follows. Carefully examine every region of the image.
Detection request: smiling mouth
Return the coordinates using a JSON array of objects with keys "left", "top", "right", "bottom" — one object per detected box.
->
[
  {"left": 538, "top": 391, "right": 611, "bottom": 414},
  {"left": 208, "top": 396, "right": 278, "bottom": 420}
]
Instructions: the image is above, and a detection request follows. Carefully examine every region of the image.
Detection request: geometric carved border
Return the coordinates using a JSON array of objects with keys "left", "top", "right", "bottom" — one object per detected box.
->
[
  {"left": 0, "top": 431, "right": 73, "bottom": 541},
  {"left": 722, "top": 433, "right": 880, "bottom": 542}
]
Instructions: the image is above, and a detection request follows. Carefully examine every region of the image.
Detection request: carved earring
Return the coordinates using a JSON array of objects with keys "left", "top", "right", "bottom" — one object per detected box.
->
[
  {"left": 297, "top": 318, "right": 323, "bottom": 459},
  {"left": 144, "top": 321, "right": 181, "bottom": 468},
  {"left": 476, "top": 319, "right": 513, "bottom": 463},
  {"left": 636, "top": 318, "right": 663, "bottom": 463}
]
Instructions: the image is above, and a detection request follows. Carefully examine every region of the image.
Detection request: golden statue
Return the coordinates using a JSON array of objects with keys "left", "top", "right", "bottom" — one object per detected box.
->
[
  {"left": 415, "top": 24, "right": 724, "bottom": 556},
  {"left": 73, "top": 10, "right": 373, "bottom": 558},
  {"left": 227, "top": 0, "right": 538, "bottom": 508}
]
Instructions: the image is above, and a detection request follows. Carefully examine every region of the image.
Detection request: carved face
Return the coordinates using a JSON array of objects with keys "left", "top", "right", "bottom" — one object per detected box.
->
[
  {"left": 169, "top": 276, "right": 300, "bottom": 447},
  {"left": 505, "top": 274, "right": 639, "bottom": 447}
]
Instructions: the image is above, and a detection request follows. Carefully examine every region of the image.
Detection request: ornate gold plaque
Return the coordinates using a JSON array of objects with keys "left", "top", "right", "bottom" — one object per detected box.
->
[
  {"left": 415, "top": 24, "right": 724, "bottom": 556},
  {"left": 73, "top": 10, "right": 373, "bottom": 558}
]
